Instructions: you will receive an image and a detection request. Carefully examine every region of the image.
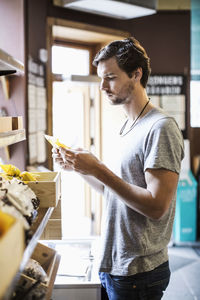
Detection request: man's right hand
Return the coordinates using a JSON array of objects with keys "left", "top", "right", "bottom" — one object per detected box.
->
[{"left": 52, "top": 147, "right": 74, "bottom": 171}]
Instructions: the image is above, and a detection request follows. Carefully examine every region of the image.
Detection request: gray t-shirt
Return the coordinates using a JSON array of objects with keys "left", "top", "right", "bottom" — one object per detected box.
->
[{"left": 99, "top": 107, "right": 184, "bottom": 276}]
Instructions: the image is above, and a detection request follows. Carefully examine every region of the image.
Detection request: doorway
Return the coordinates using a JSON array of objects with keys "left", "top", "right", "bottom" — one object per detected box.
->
[{"left": 47, "top": 18, "right": 129, "bottom": 237}]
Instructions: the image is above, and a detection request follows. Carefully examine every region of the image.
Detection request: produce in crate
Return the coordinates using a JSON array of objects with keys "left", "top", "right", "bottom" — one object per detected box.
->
[
  {"left": 24, "top": 258, "right": 48, "bottom": 283},
  {"left": 1, "top": 163, "right": 61, "bottom": 208},
  {"left": 0, "top": 164, "right": 39, "bottom": 182},
  {"left": 14, "top": 259, "right": 48, "bottom": 299},
  {"left": 0, "top": 176, "right": 40, "bottom": 240},
  {"left": 12, "top": 243, "right": 57, "bottom": 300}
]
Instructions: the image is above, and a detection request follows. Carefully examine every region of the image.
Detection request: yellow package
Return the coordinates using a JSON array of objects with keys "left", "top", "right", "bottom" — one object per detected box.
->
[
  {"left": 0, "top": 164, "right": 39, "bottom": 182},
  {"left": 0, "top": 164, "right": 21, "bottom": 177},
  {"left": 0, "top": 210, "right": 15, "bottom": 238},
  {"left": 20, "top": 171, "right": 39, "bottom": 182},
  {"left": 44, "top": 134, "right": 70, "bottom": 149}
]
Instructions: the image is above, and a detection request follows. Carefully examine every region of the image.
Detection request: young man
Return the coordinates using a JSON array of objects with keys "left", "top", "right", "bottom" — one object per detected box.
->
[{"left": 53, "top": 37, "right": 184, "bottom": 300}]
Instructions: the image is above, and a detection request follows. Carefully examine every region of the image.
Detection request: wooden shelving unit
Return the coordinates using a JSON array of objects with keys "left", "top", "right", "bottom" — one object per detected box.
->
[
  {"left": 2, "top": 208, "right": 61, "bottom": 300},
  {"left": 0, "top": 101, "right": 60, "bottom": 299},
  {"left": 0, "top": 130, "right": 26, "bottom": 147},
  {"left": 0, "top": 49, "right": 24, "bottom": 76},
  {"left": 0, "top": 197, "right": 61, "bottom": 300}
]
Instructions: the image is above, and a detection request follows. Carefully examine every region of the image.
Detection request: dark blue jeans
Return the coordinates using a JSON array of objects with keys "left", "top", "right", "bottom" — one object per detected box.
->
[{"left": 99, "top": 261, "right": 170, "bottom": 300}]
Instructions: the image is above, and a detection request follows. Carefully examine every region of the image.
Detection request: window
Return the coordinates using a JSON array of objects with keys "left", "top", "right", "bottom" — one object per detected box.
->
[{"left": 52, "top": 45, "right": 89, "bottom": 76}]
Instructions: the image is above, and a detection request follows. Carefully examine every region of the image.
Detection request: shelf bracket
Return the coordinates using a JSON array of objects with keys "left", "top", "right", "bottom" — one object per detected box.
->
[
  {"left": 0, "top": 76, "right": 10, "bottom": 99},
  {"left": 4, "top": 146, "right": 10, "bottom": 160}
]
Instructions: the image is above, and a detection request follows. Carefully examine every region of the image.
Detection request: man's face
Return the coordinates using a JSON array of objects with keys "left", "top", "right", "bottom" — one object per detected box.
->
[{"left": 97, "top": 57, "right": 134, "bottom": 105}]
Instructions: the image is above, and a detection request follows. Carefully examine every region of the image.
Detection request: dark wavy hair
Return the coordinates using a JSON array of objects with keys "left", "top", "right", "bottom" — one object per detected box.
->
[{"left": 93, "top": 37, "right": 151, "bottom": 88}]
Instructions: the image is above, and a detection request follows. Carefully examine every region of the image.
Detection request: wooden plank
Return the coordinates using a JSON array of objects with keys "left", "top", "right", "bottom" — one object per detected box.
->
[
  {"left": 0, "top": 49, "right": 24, "bottom": 75},
  {"left": 40, "top": 219, "right": 62, "bottom": 240},
  {"left": 0, "top": 129, "right": 26, "bottom": 147},
  {"left": 0, "top": 117, "right": 12, "bottom": 133}
]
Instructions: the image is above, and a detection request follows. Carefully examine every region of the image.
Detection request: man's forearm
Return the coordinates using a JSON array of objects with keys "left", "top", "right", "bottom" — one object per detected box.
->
[
  {"left": 92, "top": 163, "right": 177, "bottom": 220},
  {"left": 93, "top": 164, "right": 153, "bottom": 217},
  {"left": 59, "top": 147, "right": 178, "bottom": 218},
  {"left": 80, "top": 174, "right": 104, "bottom": 195}
]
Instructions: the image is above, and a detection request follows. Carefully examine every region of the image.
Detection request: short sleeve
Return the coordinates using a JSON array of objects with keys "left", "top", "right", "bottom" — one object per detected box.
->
[{"left": 143, "top": 117, "right": 184, "bottom": 174}]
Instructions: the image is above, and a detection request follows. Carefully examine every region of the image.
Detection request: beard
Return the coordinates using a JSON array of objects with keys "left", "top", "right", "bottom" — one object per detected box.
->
[
  {"left": 106, "top": 82, "right": 134, "bottom": 105},
  {"left": 108, "top": 96, "right": 127, "bottom": 105}
]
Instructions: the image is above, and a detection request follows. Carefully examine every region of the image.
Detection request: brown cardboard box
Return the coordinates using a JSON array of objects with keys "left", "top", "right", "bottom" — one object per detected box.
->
[
  {"left": 0, "top": 219, "right": 25, "bottom": 299},
  {"left": 27, "top": 172, "right": 61, "bottom": 208},
  {"left": 12, "top": 116, "right": 23, "bottom": 130},
  {"left": 0, "top": 117, "right": 12, "bottom": 133}
]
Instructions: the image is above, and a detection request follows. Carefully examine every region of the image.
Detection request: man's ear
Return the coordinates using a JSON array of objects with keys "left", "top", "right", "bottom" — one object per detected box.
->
[{"left": 134, "top": 68, "right": 143, "bottom": 81}]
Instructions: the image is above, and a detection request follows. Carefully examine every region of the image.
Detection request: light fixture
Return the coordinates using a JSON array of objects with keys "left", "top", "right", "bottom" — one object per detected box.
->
[{"left": 63, "top": 0, "right": 157, "bottom": 19}]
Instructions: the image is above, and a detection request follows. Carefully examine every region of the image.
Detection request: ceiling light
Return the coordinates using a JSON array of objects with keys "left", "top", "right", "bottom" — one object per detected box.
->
[{"left": 63, "top": 0, "right": 156, "bottom": 19}]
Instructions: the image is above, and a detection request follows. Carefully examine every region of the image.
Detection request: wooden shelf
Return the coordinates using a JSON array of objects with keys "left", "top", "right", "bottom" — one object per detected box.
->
[
  {"left": 2, "top": 207, "right": 55, "bottom": 300},
  {"left": 0, "top": 129, "right": 26, "bottom": 147},
  {"left": 20, "top": 208, "right": 55, "bottom": 272},
  {"left": 0, "top": 49, "right": 24, "bottom": 76}
]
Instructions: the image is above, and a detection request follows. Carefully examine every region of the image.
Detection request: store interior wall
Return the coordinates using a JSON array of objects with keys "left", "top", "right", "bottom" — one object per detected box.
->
[
  {"left": 0, "top": 0, "right": 194, "bottom": 171},
  {"left": 0, "top": 0, "right": 26, "bottom": 170}
]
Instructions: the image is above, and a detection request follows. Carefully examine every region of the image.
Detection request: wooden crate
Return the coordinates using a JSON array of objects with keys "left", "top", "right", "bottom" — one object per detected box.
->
[
  {"left": 0, "top": 219, "right": 25, "bottom": 299},
  {"left": 0, "top": 117, "right": 12, "bottom": 133},
  {"left": 27, "top": 172, "right": 61, "bottom": 208},
  {"left": 17, "top": 242, "right": 60, "bottom": 300},
  {"left": 40, "top": 200, "right": 62, "bottom": 240},
  {"left": 40, "top": 219, "right": 62, "bottom": 240},
  {"left": 50, "top": 199, "right": 61, "bottom": 219}
]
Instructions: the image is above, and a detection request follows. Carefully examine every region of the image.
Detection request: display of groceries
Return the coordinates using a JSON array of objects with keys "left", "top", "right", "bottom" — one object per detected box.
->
[
  {"left": 0, "top": 163, "right": 57, "bottom": 299},
  {"left": 0, "top": 164, "right": 40, "bottom": 242}
]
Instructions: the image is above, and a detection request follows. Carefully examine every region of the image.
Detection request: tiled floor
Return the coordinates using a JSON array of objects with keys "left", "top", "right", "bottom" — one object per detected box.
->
[
  {"left": 163, "top": 245, "right": 200, "bottom": 300},
  {"left": 46, "top": 240, "right": 200, "bottom": 299}
]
